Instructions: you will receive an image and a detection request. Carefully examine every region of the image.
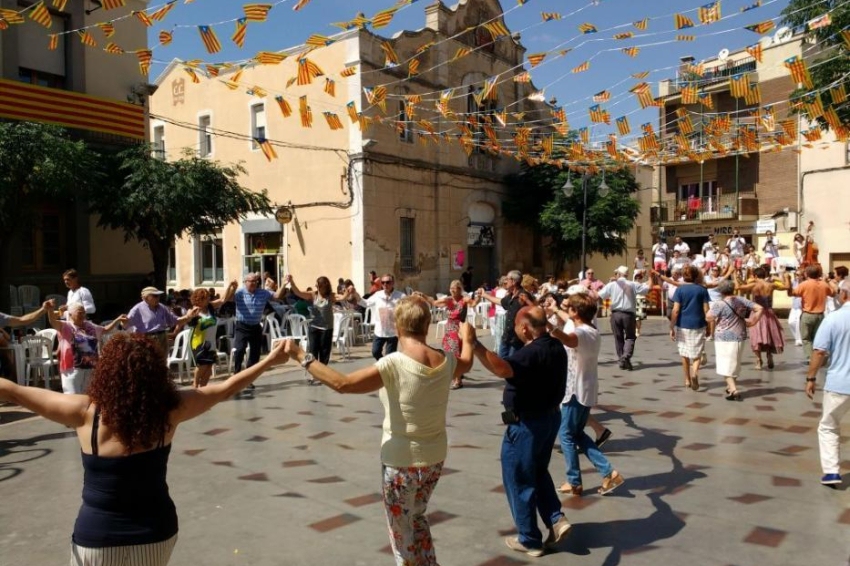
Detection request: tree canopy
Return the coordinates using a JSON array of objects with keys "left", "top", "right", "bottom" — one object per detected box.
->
[
  {"left": 504, "top": 159, "right": 641, "bottom": 272},
  {"left": 88, "top": 145, "right": 273, "bottom": 289},
  {"left": 781, "top": 0, "right": 850, "bottom": 130},
  {"left": 0, "top": 122, "right": 97, "bottom": 311}
]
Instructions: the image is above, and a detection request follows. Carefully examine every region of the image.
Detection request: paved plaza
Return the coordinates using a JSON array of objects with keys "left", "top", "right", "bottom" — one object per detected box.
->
[{"left": 1, "top": 318, "right": 849, "bottom": 566}]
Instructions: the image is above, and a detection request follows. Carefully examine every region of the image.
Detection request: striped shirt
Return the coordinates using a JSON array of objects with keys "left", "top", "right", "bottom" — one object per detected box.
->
[{"left": 234, "top": 288, "right": 273, "bottom": 325}]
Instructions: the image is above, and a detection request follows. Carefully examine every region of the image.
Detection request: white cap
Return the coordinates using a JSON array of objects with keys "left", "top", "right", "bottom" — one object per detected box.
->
[
  {"left": 566, "top": 285, "right": 588, "bottom": 296},
  {"left": 616, "top": 266, "right": 629, "bottom": 276}
]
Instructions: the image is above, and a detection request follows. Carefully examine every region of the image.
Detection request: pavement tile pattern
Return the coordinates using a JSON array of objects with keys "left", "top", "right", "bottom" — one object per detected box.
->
[{"left": 1, "top": 319, "right": 849, "bottom": 565}]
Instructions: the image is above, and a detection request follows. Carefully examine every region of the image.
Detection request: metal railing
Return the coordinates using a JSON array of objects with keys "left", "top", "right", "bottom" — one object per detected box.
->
[{"left": 652, "top": 193, "right": 739, "bottom": 223}]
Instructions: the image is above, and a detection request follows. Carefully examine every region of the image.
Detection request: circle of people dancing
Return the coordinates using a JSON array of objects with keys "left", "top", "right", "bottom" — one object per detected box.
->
[{"left": 1, "top": 229, "right": 848, "bottom": 564}]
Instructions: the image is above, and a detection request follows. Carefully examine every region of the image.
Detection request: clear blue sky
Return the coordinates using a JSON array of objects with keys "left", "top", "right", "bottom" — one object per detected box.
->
[{"left": 146, "top": 0, "right": 790, "bottom": 135}]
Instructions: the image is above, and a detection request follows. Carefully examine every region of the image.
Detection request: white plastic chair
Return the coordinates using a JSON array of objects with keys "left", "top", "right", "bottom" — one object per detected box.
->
[
  {"left": 333, "top": 314, "right": 352, "bottom": 360},
  {"left": 286, "top": 314, "right": 310, "bottom": 348},
  {"left": 17, "top": 285, "right": 40, "bottom": 309},
  {"left": 9, "top": 285, "right": 19, "bottom": 309},
  {"left": 475, "top": 302, "right": 490, "bottom": 329},
  {"left": 435, "top": 320, "right": 448, "bottom": 341},
  {"left": 263, "top": 315, "right": 284, "bottom": 351},
  {"left": 466, "top": 306, "right": 479, "bottom": 328},
  {"left": 167, "top": 328, "right": 193, "bottom": 385},
  {"left": 360, "top": 308, "right": 375, "bottom": 341},
  {"left": 216, "top": 317, "right": 235, "bottom": 354},
  {"left": 45, "top": 293, "right": 66, "bottom": 308},
  {"left": 22, "top": 336, "right": 56, "bottom": 389}
]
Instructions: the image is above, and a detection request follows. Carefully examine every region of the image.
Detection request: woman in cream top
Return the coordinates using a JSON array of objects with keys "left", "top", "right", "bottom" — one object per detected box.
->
[{"left": 284, "top": 296, "right": 473, "bottom": 566}]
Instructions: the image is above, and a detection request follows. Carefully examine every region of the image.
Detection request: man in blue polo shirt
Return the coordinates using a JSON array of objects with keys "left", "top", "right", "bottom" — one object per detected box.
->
[
  {"left": 470, "top": 306, "right": 572, "bottom": 557},
  {"left": 806, "top": 286, "right": 850, "bottom": 486},
  {"left": 230, "top": 272, "right": 286, "bottom": 397}
]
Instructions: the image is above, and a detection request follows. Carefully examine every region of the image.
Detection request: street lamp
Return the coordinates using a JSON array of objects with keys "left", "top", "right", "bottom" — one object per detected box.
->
[{"left": 562, "top": 169, "right": 610, "bottom": 275}]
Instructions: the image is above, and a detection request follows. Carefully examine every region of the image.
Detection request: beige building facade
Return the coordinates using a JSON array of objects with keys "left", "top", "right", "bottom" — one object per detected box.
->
[
  {"left": 150, "top": 0, "right": 551, "bottom": 295},
  {"left": 2, "top": 0, "right": 154, "bottom": 316}
]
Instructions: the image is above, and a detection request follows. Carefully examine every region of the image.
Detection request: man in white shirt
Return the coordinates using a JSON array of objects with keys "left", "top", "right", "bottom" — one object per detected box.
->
[
  {"left": 726, "top": 229, "right": 746, "bottom": 270},
  {"left": 366, "top": 273, "right": 406, "bottom": 360},
  {"left": 670, "top": 250, "right": 689, "bottom": 272},
  {"left": 652, "top": 237, "right": 669, "bottom": 272},
  {"left": 673, "top": 237, "right": 690, "bottom": 258},
  {"left": 62, "top": 269, "right": 95, "bottom": 316},
  {"left": 549, "top": 292, "right": 623, "bottom": 497},
  {"left": 598, "top": 266, "right": 650, "bottom": 371},
  {"left": 701, "top": 235, "right": 718, "bottom": 268}
]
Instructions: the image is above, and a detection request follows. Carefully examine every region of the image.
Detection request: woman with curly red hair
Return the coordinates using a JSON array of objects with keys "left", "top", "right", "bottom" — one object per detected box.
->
[{"left": 0, "top": 334, "right": 288, "bottom": 565}]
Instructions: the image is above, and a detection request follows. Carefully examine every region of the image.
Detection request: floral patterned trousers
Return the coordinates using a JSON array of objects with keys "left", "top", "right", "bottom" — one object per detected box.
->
[{"left": 382, "top": 462, "right": 444, "bottom": 566}]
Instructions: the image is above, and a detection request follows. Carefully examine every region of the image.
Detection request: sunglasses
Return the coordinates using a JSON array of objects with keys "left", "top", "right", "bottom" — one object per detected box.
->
[{"left": 381, "top": 280, "right": 393, "bottom": 284}]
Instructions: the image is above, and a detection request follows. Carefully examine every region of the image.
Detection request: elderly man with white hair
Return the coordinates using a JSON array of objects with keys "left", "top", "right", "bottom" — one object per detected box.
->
[
  {"left": 46, "top": 301, "right": 127, "bottom": 394},
  {"left": 597, "top": 266, "right": 650, "bottom": 371}
]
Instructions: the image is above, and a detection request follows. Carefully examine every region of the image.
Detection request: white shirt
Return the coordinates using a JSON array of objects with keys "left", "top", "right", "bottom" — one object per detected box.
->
[
  {"left": 598, "top": 278, "right": 649, "bottom": 313},
  {"left": 652, "top": 243, "right": 668, "bottom": 262},
  {"left": 673, "top": 242, "right": 690, "bottom": 256},
  {"left": 701, "top": 241, "right": 717, "bottom": 261},
  {"left": 494, "top": 288, "right": 508, "bottom": 315},
  {"left": 366, "top": 290, "right": 406, "bottom": 338},
  {"left": 763, "top": 238, "right": 778, "bottom": 258},
  {"left": 562, "top": 324, "right": 600, "bottom": 407},
  {"left": 727, "top": 236, "right": 745, "bottom": 256},
  {"left": 671, "top": 256, "right": 689, "bottom": 271},
  {"left": 67, "top": 287, "right": 96, "bottom": 315}
]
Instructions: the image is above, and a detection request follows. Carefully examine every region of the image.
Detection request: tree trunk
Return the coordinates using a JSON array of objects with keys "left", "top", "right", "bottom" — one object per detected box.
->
[
  {"left": 147, "top": 239, "right": 170, "bottom": 292},
  {"left": 0, "top": 236, "right": 12, "bottom": 313}
]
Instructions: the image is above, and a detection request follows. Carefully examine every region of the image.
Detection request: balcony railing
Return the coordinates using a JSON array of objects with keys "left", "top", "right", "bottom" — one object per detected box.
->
[
  {"left": 662, "top": 56, "right": 757, "bottom": 96},
  {"left": 651, "top": 193, "right": 739, "bottom": 225}
]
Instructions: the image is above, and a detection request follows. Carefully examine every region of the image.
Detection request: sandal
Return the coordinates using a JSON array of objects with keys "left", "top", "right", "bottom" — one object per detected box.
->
[
  {"left": 450, "top": 379, "right": 463, "bottom": 390},
  {"left": 557, "top": 483, "right": 583, "bottom": 496},
  {"left": 599, "top": 471, "right": 624, "bottom": 495},
  {"left": 690, "top": 375, "right": 699, "bottom": 391},
  {"left": 725, "top": 390, "right": 742, "bottom": 401},
  {"left": 767, "top": 354, "right": 774, "bottom": 369}
]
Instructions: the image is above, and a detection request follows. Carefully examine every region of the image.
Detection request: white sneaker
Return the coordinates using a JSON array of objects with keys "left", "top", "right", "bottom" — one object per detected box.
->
[{"left": 544, "top": 516, "right": 572, "bottom": 548}]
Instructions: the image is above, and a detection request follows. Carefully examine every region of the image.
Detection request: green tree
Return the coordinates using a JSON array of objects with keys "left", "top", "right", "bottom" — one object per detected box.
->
[
  {"left": 504, "top": 162, "right": 641, "bottom": 272},
  {"left": 0, "top": 122, "right": 98, "bottom": 312},
  {"left": 88, "top": 145, "right": 273, "bottom": 290},
  {"left": 781, "top": 0, "right": 850, "bottom": 130}
]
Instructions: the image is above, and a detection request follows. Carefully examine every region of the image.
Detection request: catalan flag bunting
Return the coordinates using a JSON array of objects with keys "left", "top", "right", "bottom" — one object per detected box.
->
[
  {"left": 346, "top": 101, "right": 359, "bottom": 123},
  {"left": 275, "top": 95, "right": 292, "bottom": 117},
  {"left": 299, "top": 95, "right": 313, "bottom": 127},
  {"left": 740, "top": 0, "right": 761, "bottom": 11},
  {"left": 674, "top": 14, "right": 695, "bottom": 29},
  {"left": 324, "top": 78, "right": 335, "bottom": 97},
  {"left": 593, "top": 91, "right": 610, "bottom": 102},
  {"left": 104, "top": 42, "right": 125, "bottom": 54},
  {"left": 621, "top": 47, "right": 640, "bottom": 57},
  {"left": 323, "top": 112, "right": 343, "bottom": 130},
  {"left": 483, "top": 20, "right": 509, "bottom": 38},
  {"left": 698, "top": 92, "right": 713, "bottom": 109},
  {"left": 698, "top": 1, "right": 721, "bottom": 24},
  {"left": 784, "top": 56, "right": 813, "bottom": 89},
  {"left": 453, "top": 47, "right": 471, "bottom": 60},
  {"left": 305, "top": 34, "right": 334, "bottom": 48},
  {"left": 408, "top": 59, "right": 420, "bottom": 77},
  {"left": 613, "top": 32, "right": 634, "bottom": 39},
  {"left": 380, "top": 41, "right": 399, "bottom": 66},
  {"left": 340, "top": 67, "right": 357, "bottom": 77},
  {"left": 572, "top": 61, "right": 590, "bottom": 73},
  {"left": 0, "top": 9, "right": 24, "bottom": 24},
  {"left": 135, "top": 49, "right": 152, "bottom": 75},
  {"left": 370, "top": 7, "right": 397, "bottom": 28},
  {"left": 297, "top": 57, "right": 324, "bottom": 85},
  {"left": 48, "top": 33, "right": 58, "bottom": 50},
  {"left": 52, "top": 0, "right": 67, "bottom": 9},
  {"left": 232, "top": 18, "right": 247, "bottom": 48},
  {"left": 198, "top": 25, "right": 222, "bottom": 54},
  {"left": 254, "top": 51, "right": 285, "bottom": 65},
  {"left": 134, "top": 10, "right": 153, "bottom": 26},
  {"left": 744, "top": 20, "right": 774, "bottom": 34},
  {"left": 184, "top": 67, "right": 200, "bottom": 83},
  {"left": 578, "top": 23, "right": 597, "bottom": 34},
  {"left": 78, "top": 30, "right": 97, "bottom": 47},
  {"left": 159, "top": 31, "right": 172, "bottom": 45},
  {"left": 293, "top": 0, "right": 311, "bottom": 11},
  {"left": 29, "top": 2, "right": 52, "bottom": 28},
  {"left": 150, "top": 1, "right": 176, "bottom": 21},
  {"left": 98, "top": 22, "right": 115, "bottom": 37},
  {"left": 746, "top": 43, "right": 763, "bottom": 62},
  {"left": 633, "top": 18, "right": 648, "bottom": 30},
  {"left": 541, "top": 12, "right": 561, "bottom": 21},
  {"left": 830, "top": 84, "right": 847, "bottom": 105},
  {"left": 527, "top": 53, "right": 546, "bottom": 67},
  {"left": 729, "top": 74, "right": 749, "bottom": 98},
  {"left": 255, "top": 138, "right": 278, "bottom": 160},
  {"left": 244, "top": 3, "right": 272, "bottom": 22},
  {"left": 101, "top": 0, "right": 125, "bottom": 9}
]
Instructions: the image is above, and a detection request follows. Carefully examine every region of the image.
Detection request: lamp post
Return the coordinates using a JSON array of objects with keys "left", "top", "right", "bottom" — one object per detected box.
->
[{"left": 562, "top": 170, "right": 609, "bottom": 276}]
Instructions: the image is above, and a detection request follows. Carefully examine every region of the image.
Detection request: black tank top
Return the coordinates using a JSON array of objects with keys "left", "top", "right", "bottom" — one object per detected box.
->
[{"left": 72, "top": 407, "right": 178, "bottom": 548}]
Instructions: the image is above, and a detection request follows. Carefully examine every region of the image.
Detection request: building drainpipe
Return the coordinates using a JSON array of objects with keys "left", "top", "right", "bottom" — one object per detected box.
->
[{"left": 734, "top": 96, "right": 739, "bottom": 218}]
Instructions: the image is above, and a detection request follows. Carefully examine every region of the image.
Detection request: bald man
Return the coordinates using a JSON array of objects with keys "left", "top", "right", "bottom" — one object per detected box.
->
[{"left": 469, "top": 307, "right": 571, "bottom": 557}]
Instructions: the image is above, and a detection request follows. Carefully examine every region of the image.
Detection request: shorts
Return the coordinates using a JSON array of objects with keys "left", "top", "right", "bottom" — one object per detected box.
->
[
  {"left": 732, "top": 256, "right": 743, "bottom": 269},
  {"left": 654, "top": 260, "right": 668, "bottom": 271},
  {"left": 704, "top": 260, "right": 716, "bottom": 269},
  {"left": 192, "top": 341, "right": 217, "bottom": 366}
]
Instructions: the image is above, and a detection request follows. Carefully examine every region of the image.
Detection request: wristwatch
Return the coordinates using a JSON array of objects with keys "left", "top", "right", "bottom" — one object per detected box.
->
[
  {"left": 805, "top": 377, "right": 816, "bottom": 382},
  {"left": 301, "top": 353, "right": 315, "bottom": 368}
]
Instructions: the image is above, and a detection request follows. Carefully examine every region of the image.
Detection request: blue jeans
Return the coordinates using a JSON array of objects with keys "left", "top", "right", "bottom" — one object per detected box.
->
[
  {"left": 501, "top": 411, "right": 565, "bottom": 549},
  {"left": 560, "top": 396, "right": 613, "bottom": 487},
  {"left": 498, "top": 341, "right": 518, "bottom": 359},
  {"left": 371, "top": 336, "right": 398, "bottom": 360}
]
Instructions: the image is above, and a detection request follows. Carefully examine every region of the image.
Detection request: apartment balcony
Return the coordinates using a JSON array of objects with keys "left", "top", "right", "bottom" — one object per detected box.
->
[
  {"left": 0, "top": 79, "right": 145, "bottom": 141},
  {"left": 651, "top": 193, "right": 759, "bottom": 226},
  {"left": 658, "top": 56, "right": 757, "bottom": 98}
]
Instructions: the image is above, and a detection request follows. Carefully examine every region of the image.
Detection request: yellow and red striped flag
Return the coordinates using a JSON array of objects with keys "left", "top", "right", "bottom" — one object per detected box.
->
[
  {"left": 613, "top": 32, "right": 634, "bottom": 40},
  {"left": 256, "top": 138, "right": 278, "bottom": 161},
  {"left": 340, "top": 66, "right": 357, "bottom": 77},
  {"left": 621, "top": 47, "right": 640, "bottom": 57},
  {"left": 698, "top": 1, "right": 721, "bottom": 24},
  {"left": 578, "top": 22, "right": 597, "bottom": 34},
  {"left": 677, "top": 108, "right": 694, "bottom": 134},
  {"left": 254, "top": 51, "right": 285, "bottom": 65},
  {"left": 830, "top": 84, "right": 847, "bottom": 105},
  {"left": 101, "top": 0, "right": 125, "bottom": 9},
  {"left": 513, "top": 71, "right": 531, "bottom": 82},
  {"left": 841, "top": 30, "right": 850, "bottom": 49},
  {"left": 150, "top": 1, "right": 176, "bottom": 21},
  {"left": 346, "top": 101, "right": 358, "bottom": 123},
  {"left": 744, "top": 20, "right": 774, "bottom": 34},
  {"left": 698, "top": 92, "right": 713, "bottom": 109},
  {"left": 527, "top": 53, "right": 546, "bottom": 67},
  {"left": 323, "top": 112, "right": 344, "bottom": 130},
  {"left": 184, "top": 67, "right": 200, "bottom": 83},
  {"left": 134, "top": 10, "right": 153, "bottom": 26},
  {"left": 78, "top": 30, "right": 97, "bottom": 47},
  {"left": 52, "top": 0, "right": 67, "bottom": 9},
  {"left": 593, "top": 90, "right": 610, "bottom": 102},
  {"left": 729, "top": 74, "right": 750, "bottom": 98},
  {"left": 205, "top": 65, "right": 220, "bottom": 77},
  {"left": 299, "top": 96, "right": 313, "bottom": 128},
  {"left": 135, "top": 49, "right": 152, "bottom": 75},
  {"left": 370, "top": 7, "right": 397, "bottom": 28},
  {"left": 380, "top": 41, "right": 399, "bottom": 66},
  {"left": 48, "top": 34, "right": 58, "bottom": 50},
  {"left": 744, "top": 83, "right": 761, "bottom": 105},
  {"left": 803, "top": 94, "right": 824, "bottom": 118},
  {"left": 541, "top": 12, "right": 561, "bottom": 21},
  {"left": 408, "top": 58, "right": 419, "bottom": 77},
  {"left": 244, "top": 3, "right": 272, "bottom": 21},
  {"left": 0, "top": 9, "right": 24, "bottom": 24},
  {"left": 305, "top": 34, "right": 334, "bottom": 48},
  {"left": 616, "top": 116, "right": 631, "bottom": 136},
  {"left": 746, "top": 43, "right": 762, "bottom": 62},
  {"left": 159, "top": 31, "right": 172, "bottom": 45},
  {"left": 803, "top": 128, "right": 821, "bottom": 142},
  {"left": 198, "top": 25, "right": 221, "bottom": 54},
  {"left": 677, "top": 35, "right": 695, "bottom": 41},
  {"left": 29, "top": 2, "right": 52, "bottom": 28},
  {"left": 632, "top": 71, "right": 650, "bottom": 79},
  {"left": 231, "top": 18, "right": 247, "bottom": 48},
  {"left": 824, "top": 106, "right": 842, "bottom": 131},
  {"left": 98, "top": 22, "right": 115, "bottom": 37},
  {"left": 275, "top": 95, "right": 292, "bottom": 118},
  {"left": 293, "top": 0, "right": 311, "bottom": 10},
  {"left": 104, "top": 42, "right": 124, "bottom": 54},
  {"left": 297, "top": 57, "right": 324, "bottom": 85},
  {"left": 674, "top": 13, "right": 695, "bottom": 29},
  {"left": 484, "top": 20, "right": 510, "bottom": 38},
  {"left": 633, "top": 18, "right": 648, "bottom": 30},
  {"left": 453, "top": 47, "right": 471, "bottom": 61},
  {"left": 572, "top": 61, "right": 590, "bottom": 73},
  {"left": 681, "top": 85, "right": 698, "bottom": 104},
  {"left": 324, "top": 78, "right": 335, "bottom": 97},
  {"left": 784, "top": 56, "right": 813, "bottom": 89},
  {"left": 588, "top": 105, "right": 610, "bottom": 124},
  {"left": 247, "top": 85, "right": 266, "bottom": 98}
]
